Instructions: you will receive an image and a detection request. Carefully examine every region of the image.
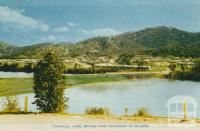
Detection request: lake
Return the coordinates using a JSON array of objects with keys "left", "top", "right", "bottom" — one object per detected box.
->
[
  {"left": 0, "top": 78, "right": 200, "bottom": 117},
  {"left": 0, "top": 71, "right": 33, "bottom": 78}
]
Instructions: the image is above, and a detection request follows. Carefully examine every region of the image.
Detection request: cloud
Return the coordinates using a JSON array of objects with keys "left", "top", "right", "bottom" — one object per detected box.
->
[
  {"left": 53, "top": 26, "right": 69, "bottom": 32},
  {"left": 0, "top": 6, "right": 49, "bottom": 32},
  {"left": 33, "top": 35, "right": 68, "bottom": 43},
  {"left": 81, "top": 28, "right": 121, "bottom": 36},
  {"left": 67, "top": 22, "right": 75, "bottom": 27},
  {"left": 43, "top": 35, "right": 57, "bottom": 41}
]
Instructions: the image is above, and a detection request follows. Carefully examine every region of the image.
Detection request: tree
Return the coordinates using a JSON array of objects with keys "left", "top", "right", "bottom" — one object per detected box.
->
[
  {"left": 33, "top": 49, "right": 68, "bottom": 113},
  {"left": 169, "top": 64, "right": 177, "bottom": 75},
  {"left": 90, "top": 63, "right": 96, "bottom": 72},
  {"left": 73, "top": 63, "right": 79, "bottom": 70},
  {"left": 116, "top": 54, "right": 134, "bottom": 65},
  {"left": 136, "top": 58, "right": 146, "bottom": 67},
  {"left": 180, "top": 64, "right": 186, "bottom": 72}
]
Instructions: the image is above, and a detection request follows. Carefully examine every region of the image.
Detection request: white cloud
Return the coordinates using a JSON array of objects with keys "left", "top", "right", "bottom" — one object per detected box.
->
[
  {"left": 0, "top": 6, "right": 49, "bottom": 32},
  {"left": 34, "top": 35, "right": 68, "bottom": 42},
  {"left": 81, "top": 28, "right": 121, "bottom": 36},
  {"left": 44, "top": 35, "right": 57, "bottom": 41},
  {"left": 67, "top": 22, "right": 75, "bottom": 27},
  {"left": 53, "top": 26, "right": 69, "bottom": 32}
]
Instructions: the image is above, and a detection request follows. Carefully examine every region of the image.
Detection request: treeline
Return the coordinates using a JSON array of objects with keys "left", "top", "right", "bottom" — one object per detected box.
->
[
  {"left": 0, "top": 62, "right": 35, "bottom": 73},
  {"left": 66, "top": 68, "right": 107, "bottom": 74},
  {"left": 168, "top": 60, "right": 200, "bottom": 81},
  {"left": 66, "top": 66, "right": 149, "bottom": 74},
  {"left": 0, "top": 62, "right": 149, "bottom": 74}
]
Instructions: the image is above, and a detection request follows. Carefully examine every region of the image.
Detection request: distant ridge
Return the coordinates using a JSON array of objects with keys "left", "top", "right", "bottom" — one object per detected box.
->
[{"left": 1, "top": 26, "right": 200, "bottom": 58}]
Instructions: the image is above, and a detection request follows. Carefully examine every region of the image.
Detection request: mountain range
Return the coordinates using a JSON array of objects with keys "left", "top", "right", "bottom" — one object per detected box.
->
[{"left": 1, "top": 26, "right": 200, "bottom": 58}]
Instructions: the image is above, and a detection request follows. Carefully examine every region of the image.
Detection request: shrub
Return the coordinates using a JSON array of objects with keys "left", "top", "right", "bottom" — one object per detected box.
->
[
  {"left": 85, "top": 107, "right": 109, "bottom": 115},
  {"left": 3, "top": 96, "right": 21, "bottom": 113},
  {"left": 133, "top": 107, "right": 151, "bottom": 117}
]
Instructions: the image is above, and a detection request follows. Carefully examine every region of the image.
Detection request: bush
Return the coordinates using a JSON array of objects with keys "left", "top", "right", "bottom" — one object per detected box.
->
[
  {"left": 133, "top": 107, "right": 151, "bottom": 117},
  {"left": 85, "top": 107, "right": 109, "bottom": 115},
  {"left": 3, "top": 96, "right": 21, "bottom": 113}
]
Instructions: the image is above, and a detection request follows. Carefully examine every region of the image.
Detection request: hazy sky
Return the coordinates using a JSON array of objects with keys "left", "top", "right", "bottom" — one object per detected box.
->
[{"left": 0, "top": 0, "right": 200, "bottom": 45}]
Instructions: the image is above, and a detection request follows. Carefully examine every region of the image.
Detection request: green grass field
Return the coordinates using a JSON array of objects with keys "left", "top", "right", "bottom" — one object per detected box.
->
[
  {"left": 0, "top": 74, "right": 127, "bottom": 96},
  {"left": 65, "top": 74, "right": 127, "bottom": 85},
  {"left": 0, "top": 78, "right": 33, "bottom": 96}
]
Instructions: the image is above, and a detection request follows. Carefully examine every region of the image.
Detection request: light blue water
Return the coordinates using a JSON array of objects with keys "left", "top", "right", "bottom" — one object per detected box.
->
[
  {"left": 1, "top": 78, "right": 200, "bottom": 117},
  {"left": 0, "top": 71, "right": 33, "bottom": 78}
]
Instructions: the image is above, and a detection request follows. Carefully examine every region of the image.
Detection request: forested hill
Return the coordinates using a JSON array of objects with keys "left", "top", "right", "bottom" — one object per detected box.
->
[
  {"left": 0, "top": 42, "right": 18, "bottom": 56},
  {"left": 1, "top": 26, "right": 200, "bottom": 58},
  {"left": 71, "top": 26, "right": 200, "bottom": 57}
]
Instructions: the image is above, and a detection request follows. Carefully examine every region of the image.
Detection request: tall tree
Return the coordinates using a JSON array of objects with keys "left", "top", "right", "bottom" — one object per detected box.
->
[{"left": 33, "top": 49, "right": 68, "bottom": 113}]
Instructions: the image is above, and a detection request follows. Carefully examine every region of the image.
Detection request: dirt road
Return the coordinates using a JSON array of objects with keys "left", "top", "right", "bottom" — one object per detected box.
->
[{"left": 0, "top": 114, "right": 200, "bottom": 131}]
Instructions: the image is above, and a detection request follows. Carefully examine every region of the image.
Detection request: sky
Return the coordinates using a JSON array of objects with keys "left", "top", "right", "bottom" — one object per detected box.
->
[{"left": 0, "top": 0, "right": 200, "bottom": 45}]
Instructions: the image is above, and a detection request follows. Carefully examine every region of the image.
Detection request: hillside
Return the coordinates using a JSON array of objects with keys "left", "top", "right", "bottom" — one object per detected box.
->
[
  {"left": 1, "top": 26, "right": 200, "bottom": 58},
  {"left": 0, "top": 42, "right": 71, "bottom": 59},
  {"left": 70, "top": 26, "right": 200, "bottom": 57},
  {"left": 0, "top": 42, "right": 18, "bottom": 56}
]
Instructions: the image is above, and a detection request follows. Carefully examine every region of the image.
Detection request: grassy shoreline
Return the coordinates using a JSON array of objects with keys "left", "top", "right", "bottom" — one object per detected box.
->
[{"left": 0, "top": 74, "right": 126, "bottom": 96}]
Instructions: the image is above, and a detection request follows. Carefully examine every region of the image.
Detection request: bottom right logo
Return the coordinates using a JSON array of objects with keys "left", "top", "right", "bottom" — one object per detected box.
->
[{"left": 167, "top": 95, "right": 198, "bottom": 127}]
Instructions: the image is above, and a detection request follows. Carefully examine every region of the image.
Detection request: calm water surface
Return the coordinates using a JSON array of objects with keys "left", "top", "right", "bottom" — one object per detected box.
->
[
  {"left": 0, "top": 71, "right": 33, "bottom": 78},
  {"left": 0, "top": 78, "right": 200, "bottom": 117}
]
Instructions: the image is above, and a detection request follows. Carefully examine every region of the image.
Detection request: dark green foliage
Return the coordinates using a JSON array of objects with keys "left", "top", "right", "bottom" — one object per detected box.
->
[
  {"left": 168, "top": 60, "right": 200, "bottom": 81},
  {"left": 146, "top": 42, "right": 200, "bottom": 57},
  {"left": 136, "top": 58, "right": 147, "bottom": 67},
  {"left": 66, "top": 65, "right": 149, "bottom": 74},
  {"left": 0, "top": 62, "right": 35, "bottom": 72},
  {"left": 192, "top": 60, "right": 200, "bottom": 81},
  {"left": 168, "top": 64, "right": 177, "bottom": 75},
  {"left": 116, "top": 54, "right": 134, "bottom": 65},
  {"left": 0, "top": 62, "right": 148, "bottom": 74},
  {"left": 66, "top": 68, "right": 107, "bottom": 74},
  {"left": 33, "top": 49, "right": 68, "bottom": 113}
]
